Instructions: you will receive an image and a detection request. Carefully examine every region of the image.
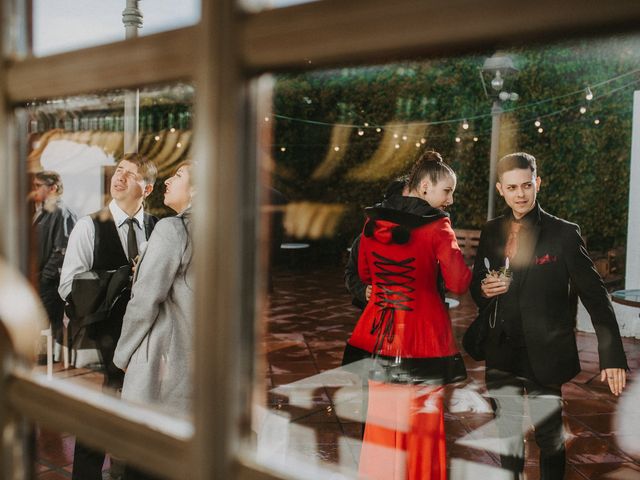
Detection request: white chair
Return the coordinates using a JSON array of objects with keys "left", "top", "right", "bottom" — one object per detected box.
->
[{"left": 40, "top": 326, "right": 53, "bottom": 379}]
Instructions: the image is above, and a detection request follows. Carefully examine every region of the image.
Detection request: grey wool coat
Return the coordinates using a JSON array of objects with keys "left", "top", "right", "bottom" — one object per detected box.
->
[{"left": 114, "top": 209, "right": 193, "bottom": 416}]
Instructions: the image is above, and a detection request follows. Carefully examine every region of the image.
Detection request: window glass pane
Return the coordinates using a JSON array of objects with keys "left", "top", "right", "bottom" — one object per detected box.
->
[
  {"left": 249, "top": 34, "right": 640, "bottom": 479},
  {"left": 31, "top": 0, "right": 200, "bottom": 57},
  {"left": 21, "top": 82, "right": 196, "bottom": 427}
]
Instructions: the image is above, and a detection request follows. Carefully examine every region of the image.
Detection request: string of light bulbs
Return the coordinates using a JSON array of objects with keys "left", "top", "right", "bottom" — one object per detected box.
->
[
  {"left": 273, "top": 74, "right": 639, "bottom": 150},
  {"left": 270, "top": 67, "right": 640, "bottom": 132}
]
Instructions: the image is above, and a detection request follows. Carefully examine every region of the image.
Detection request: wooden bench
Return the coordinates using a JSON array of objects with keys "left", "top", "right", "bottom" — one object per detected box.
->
[{"left": 454, "top": 228, "right": 481, "bottom": 266}]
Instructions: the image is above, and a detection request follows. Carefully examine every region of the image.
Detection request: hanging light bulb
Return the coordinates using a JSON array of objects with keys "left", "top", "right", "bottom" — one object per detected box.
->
[
  {"left": 420, "top": 138, "right": 426, "bottom": 144},
  {"left": 534, "top": 119, "right": 541, "bottom": 128},
  {"left": 364, "top": 122, "right": 369, "bottom": 127},
  {"left": 415, "top": 142, "right": 421, "bottom": 148},
  {"left": 462, "top": 119, "right": 469, "bottom": 130},
  {"left": 579, "top": 106, "right": 587, "bottom": 114},
  {"left": 402, "top": 135, "right": 408, "bottom": 141},
  {"left": 357, "top": 129, "right": 364, "bottom": 136},
  {"left": 280, "top": 147, "right": 286, "bottom": 152},
  {"left": 393, "top": 133, "right": 399, "bottom": 139},
  {"left": 394, "top": 144, "right": 400, "bottom": 149},
  {"left": 585, "top": 87, "right": 593, "bottom": 101},
  {"left": 538, "top": 127, "right": 544, "bottom": 134},
  {"left": 376, "top": 127, "right": 381, "bottom": 133},
  {"left": 473, "top": 137, "right": 479, "bottom": 142},
  {"left": 455, "top": 137, "right": 461, "bottom": 143},
  {"left": 594, "top": 118, "right": 600, "bottom": 125},
  {"left": 334, "top": 146, "right": 340, "bottom": 151},
  {"left": 491, "top": 71, "right": 504, "bottom": 91},
  {"left": 264, "top": 116, "right": 270, "bottom": 122}
]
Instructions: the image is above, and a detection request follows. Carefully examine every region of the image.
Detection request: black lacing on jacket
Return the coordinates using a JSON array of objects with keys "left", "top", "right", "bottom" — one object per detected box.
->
[{"left": 371, "top": 251, "right": 416, "bottom": 355}]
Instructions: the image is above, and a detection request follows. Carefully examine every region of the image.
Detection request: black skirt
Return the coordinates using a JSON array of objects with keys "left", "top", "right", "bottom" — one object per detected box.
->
[{"left": 342, "top": 343, "right": 467, "bottom": 385}]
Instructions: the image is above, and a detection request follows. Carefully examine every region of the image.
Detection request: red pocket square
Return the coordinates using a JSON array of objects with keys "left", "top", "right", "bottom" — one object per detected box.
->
[{"left": 535, "top": 254, "right": 557, "bottom": 265}]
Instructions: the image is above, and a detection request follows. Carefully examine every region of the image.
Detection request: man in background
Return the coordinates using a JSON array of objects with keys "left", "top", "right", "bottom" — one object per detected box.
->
[{"left": 32, "top": 170, "right": 77, "bottom": 347}]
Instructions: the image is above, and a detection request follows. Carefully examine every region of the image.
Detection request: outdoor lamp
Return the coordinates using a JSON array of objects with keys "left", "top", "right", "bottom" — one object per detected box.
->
[{"left": 480, "top": 53, "right": 519, "bottom": 220}]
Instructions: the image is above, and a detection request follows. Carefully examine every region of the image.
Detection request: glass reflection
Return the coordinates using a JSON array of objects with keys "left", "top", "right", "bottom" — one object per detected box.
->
[
  {"left": 25, "top": 83, "right": 195, "bottom": 479},
  {"left": 253, "top": 35, "right": 640, "bottom": 479},
  {"left": 24, "top": 84, "right": 194, "bottom": 402}
]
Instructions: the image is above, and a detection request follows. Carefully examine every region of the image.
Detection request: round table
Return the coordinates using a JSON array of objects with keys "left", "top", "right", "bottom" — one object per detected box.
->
[{"left": 611, "top": 289, "right": 640, "bottom": 308}]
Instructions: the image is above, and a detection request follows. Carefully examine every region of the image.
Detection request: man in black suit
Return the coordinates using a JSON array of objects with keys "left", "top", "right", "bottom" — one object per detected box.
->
[
  {"left": 470, "top": 152, "right": 627, "bottom": 480},
  {"left": 32, "top": 171, "right": 77, "bottom": 346}
]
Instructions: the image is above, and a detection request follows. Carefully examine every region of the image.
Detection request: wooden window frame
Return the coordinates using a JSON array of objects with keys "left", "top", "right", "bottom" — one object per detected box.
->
[{"left": 2, "top": 0, "right": 640, "bottom": 479}]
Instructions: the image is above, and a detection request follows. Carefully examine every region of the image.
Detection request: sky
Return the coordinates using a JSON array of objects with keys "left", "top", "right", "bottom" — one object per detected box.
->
[
  {"left": 33, "top": 0, "right": 201, "bottom": 56},
  {"left": 32, "top": 0, "right": 317, "bottom": 57}
]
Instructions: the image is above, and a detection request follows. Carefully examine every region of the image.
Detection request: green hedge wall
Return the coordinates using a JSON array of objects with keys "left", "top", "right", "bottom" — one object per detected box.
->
[{"left": 272, "top": 36, "right": 639, "bottom": 253}]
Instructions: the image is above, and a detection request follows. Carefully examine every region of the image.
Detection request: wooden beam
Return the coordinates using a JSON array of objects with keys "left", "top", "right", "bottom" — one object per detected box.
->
[
  {"left": 5, "top": 27, "right": 198, "bottom": 103},
  {"left": 241, "top": 0, "right": 640, "bottom": 72},
  {"left": 7, "top": 372, "right": 192, "bottom": 479}
]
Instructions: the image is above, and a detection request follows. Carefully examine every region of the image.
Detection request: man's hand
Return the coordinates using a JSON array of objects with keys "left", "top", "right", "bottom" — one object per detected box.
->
[
  {"left": 365, "top": 285, "right": 372, "bottom": 301},
  {"left": 601, "top": 368, "right": 626, "bottom": 396},
  {"left": 481, "top": 276, "right": 509, "bottom": 298}
]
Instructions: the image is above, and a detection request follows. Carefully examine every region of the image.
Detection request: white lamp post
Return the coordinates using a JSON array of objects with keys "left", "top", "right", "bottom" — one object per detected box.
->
[
  {"left": 122, "top": 1, "right": 143, "bottom": 153},
  {"left": 480, "top": 54, "right": 518, "bottom": 220}
]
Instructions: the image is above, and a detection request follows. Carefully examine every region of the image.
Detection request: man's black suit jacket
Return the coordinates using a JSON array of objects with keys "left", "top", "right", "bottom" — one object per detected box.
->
[{"left": 470, "top": 203, "right": 628, "bottom": 386}]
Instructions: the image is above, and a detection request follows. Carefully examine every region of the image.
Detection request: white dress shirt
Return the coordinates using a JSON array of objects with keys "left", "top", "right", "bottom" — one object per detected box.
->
[{"left": 58, "top": 199, "right": 147, "bottom": 300}]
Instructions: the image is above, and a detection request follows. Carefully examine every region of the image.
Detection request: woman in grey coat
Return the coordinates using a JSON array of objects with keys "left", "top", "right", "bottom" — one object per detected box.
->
[{"left": 114, "top": 162, "right": 194, "bottom": 418}]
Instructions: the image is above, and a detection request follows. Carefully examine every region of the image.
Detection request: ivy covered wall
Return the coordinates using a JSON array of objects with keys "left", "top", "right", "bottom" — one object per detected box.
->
[{"left": 272, "top": 36, "right": 640, "bottom": 253}]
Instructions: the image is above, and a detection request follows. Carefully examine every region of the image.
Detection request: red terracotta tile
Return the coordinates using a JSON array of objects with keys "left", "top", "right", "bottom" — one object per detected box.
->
[
  {"left": 563, "top": 399, "right": 618, "bottom": 415},
  {"left": 35, "top": 462, "right": 51, "bottom": 473},
  {"left": 572, "top": 462, "right": 640, "bottom": 479},
  {"left": 36, "top": 430, "right": 75, "bottom": 465},
  {"left": 566, "top": 435, "right": 631, "bottom": 464}
]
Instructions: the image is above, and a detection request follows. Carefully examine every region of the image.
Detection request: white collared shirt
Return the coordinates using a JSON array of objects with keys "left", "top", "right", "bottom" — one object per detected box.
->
[{"left": 58, "top": 199, "right": 147, "bottom": 300}]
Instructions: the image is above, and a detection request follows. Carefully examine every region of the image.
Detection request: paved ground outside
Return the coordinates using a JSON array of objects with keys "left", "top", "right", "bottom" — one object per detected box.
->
[{"left": 35, "top": 265, "right": 640, "bottom": 479}]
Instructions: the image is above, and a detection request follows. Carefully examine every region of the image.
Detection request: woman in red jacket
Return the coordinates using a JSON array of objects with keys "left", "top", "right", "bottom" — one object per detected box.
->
[{"left": 344, "top": 151, "right": 471, "bottom": 480}]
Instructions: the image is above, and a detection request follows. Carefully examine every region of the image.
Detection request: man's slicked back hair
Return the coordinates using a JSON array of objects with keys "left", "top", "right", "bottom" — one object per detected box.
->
[{"left": 497, "top": 152, "right": 537, "bottom": 181}]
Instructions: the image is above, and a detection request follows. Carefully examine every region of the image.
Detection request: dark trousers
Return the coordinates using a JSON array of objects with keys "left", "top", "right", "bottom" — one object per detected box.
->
[
  {"left": 486, "top": 368, "right": 566, "bottom": 480},
  {"left": 40, "top": 279, "right": 65, "bottom": 343},
  {"left": 72, "top": 324, "right": 125, "bottom": 480}
]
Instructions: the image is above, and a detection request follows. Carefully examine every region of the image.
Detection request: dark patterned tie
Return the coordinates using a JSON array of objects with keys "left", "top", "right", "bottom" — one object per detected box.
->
[
  {"left": 504, "top": 221, "right": 522, "bottom": 261},
  {"left": 126, "top": 217, "right": 139, "bottom": 263}
]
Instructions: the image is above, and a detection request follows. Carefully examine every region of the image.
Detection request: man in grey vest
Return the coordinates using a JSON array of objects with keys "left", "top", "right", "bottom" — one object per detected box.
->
[{"left": 59, "top": 153, "right": 157, "bottom": 480}]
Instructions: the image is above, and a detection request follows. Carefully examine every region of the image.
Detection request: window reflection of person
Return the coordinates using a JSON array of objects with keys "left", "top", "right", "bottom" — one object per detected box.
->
[
  {"left": 344, "top": 151, "right": 472, "bottom": 480},
  {"left": 114, "top": 162, "right": 195, "bottom": 480},
  {"left": 31, "top": 171, "right": 77, "bottom": 346},
  {"left": 470, "top": 152, "right": 628, "bottom": 480},
  {"left": 59, "top": 154, "right": 157, "bottom": 480}
]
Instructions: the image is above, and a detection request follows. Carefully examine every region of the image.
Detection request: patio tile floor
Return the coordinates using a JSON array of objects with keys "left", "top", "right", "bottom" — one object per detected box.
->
[{"left": 33, "top": 265, "right": 640, "bottom": 479}]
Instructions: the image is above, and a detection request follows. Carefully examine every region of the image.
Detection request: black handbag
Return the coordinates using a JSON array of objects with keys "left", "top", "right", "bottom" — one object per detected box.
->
[{"left": 462, "top": 299, "right": 497, "bottom": 361}]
